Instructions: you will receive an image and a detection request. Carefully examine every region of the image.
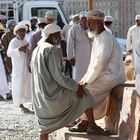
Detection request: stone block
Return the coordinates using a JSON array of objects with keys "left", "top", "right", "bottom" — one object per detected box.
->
[
  {"left": 105, "top": 85, "right": 124, "bottom": 134},
  {"left": 118, "top": 88, "right": 140, "bottom": 140},
  {"left": 56, "top": 127, "right": 118, "bottom": 140}
]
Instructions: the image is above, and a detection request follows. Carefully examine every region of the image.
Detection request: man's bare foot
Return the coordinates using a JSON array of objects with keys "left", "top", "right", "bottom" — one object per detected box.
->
[{"left": 19, "top": 104, "right": 30, "bottom": 113}]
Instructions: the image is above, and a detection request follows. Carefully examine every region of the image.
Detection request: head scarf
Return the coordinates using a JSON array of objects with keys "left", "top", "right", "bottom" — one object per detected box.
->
[
  {"left": 19, "top": 20, "right": 31, "bottom": 28},
  {"left": 104, "top": 16, "right": 113, "bottom": 22},
  {"left": 6, "top": 19, "right": 16, "bottom": 29},
  {"left": 135, "top": 15, "right": 140, "bottom": 20},
  {"left": 14, "top": 23, "right": 27, "bottom": 35},
  {"left": 0, "top": 15, "right": 6, "bottom": 20},
  {"left": 69, "top": 14, "right": 80, "bottom": 25},
  {"left": 38, "top": 18, "right": 47, "bottom": 24},
  {"left": 41, "top": 23, "right": 61, "bottom": 41},
  {"left": 86, "top": 10, "right": 105, "bottom": 20}
]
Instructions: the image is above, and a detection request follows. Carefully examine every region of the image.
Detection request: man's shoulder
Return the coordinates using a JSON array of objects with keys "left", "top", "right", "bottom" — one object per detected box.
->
[
  {"left": 70, "top": 24, "right": 79, "bottom": 31},
  {"left": 101, "top": 30, "right": 113, "bottom": 40},
  {"left": 129, "top": 25, "right": 137, "bottom": 31},
  {"left": 10, "top": 37, "right": 17, "bottom": 43},
  {"left": 2, "top": 31, "right": 10, "bottom": 38},
  {"left": 32, "top": 30, "right": 41, "bottom": 36}
]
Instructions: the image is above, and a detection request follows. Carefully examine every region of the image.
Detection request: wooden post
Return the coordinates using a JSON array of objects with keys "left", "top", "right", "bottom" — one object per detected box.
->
[{"left": 88, "top": 0, "right": 93, "bottom": 11}]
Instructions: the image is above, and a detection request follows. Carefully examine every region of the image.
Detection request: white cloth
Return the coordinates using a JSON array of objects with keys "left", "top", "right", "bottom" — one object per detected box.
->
[
  {"left": 31, "top": 42, "right": 93, "bottom": 134},
  {"left": 0, "top": 53, "right": 10, "bottom": 95},
  {"left": 7, "top": 38, "right": 32, "bottom": 106},
  {"left": 67, "top": 24, "right": 92, "bottom": 82},
  {"left": 25, "top": 31, "right": 33, "bottom": 44},
  {"left": 135, "top": 15, "right": 140, "bottom": 20},
  {"left": 126, "top": 25, "right": 140, "bottom": 51},
  {"left": 104, "top": 16, "right": 113, "bottom": 22},
  {"left": 61, "top": 24, "right": 71, "bottom": 41},
  {"left": 81, "top": 31, "right": 125, "bottom": 119},
  {"left": 41, "top": 23, "right": 61, "bottom": 40},
  {"left": 14, "top": 24, "right": 27, "bottom": 35},
  {"left": 104, "top": 25, "right": 112, "bottom": 34},
  {"left": 134, "top": 40, "right": 140, "bottom": 96}
]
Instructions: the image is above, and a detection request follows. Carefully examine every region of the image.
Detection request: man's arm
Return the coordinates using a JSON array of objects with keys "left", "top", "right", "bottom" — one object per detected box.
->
[
  {"left": 126, "top": 28, "right": 132, "bottom": 53},
  {"left": 47, "top": 47, "right": 78, "bottom": 92},
  {"left": 67, "top": 26, "right": 76, "bottom": 66}
]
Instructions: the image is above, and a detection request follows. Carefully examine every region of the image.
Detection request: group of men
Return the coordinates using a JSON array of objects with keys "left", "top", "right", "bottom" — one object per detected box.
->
[
  {"left": 1, "top": 8, "right": 140, "bottom": 140},
  {"left": 30, "top": 10, "right": 126, "bottom": 140},
  {"left": 0, "top": 11, "right": 55, "bottom": 112}
]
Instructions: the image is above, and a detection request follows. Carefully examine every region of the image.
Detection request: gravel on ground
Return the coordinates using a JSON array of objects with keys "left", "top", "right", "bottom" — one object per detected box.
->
[{"left": 0, "top": 100, "right": 57, "bottom": 140}]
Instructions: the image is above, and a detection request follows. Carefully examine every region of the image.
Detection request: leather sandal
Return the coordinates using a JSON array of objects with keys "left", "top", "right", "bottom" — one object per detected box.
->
[{"left": 87, "top": 126, "right": 111, "bottom": 136}]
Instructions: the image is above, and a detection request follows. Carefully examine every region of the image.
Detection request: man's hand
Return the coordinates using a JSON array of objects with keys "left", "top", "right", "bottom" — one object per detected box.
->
[
  {"left": 128, "top": 50, "right": 133, "bottom": 55},
  {"left": 76, "top": 84, "right": 86, "bottom": 98},
  {"left": 19, "top": 45, "right": 27, "bottom": 52},
  {"left": 79, "top": 80, "right": 87, "bottom": 87},
  {"left": 70, "top": 58, "right": 75, "bottom": 66}
]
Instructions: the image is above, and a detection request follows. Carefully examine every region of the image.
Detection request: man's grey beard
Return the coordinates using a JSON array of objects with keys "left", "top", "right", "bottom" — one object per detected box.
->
[
  {"left": 87, "top": 25, "right": 98, "bottom": 38},
  {"left": 88, "top": 30, "right": 97, "bottom": 38}
]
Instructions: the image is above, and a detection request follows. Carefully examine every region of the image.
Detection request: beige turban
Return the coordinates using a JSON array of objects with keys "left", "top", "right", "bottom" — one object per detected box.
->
[
  {"left": 38, "top": 18, "right": 47, "bottom": 24},
  {"left": 86, "top": 10, "right": 105, "bottom": 20},
  {"left": 14, "top": 23, "right": 27, "bottom": 35},
  {"left": 41, "top": 23, "right": 61, "bottom": 40},
  {"left": 19, "top": 20, "right": 31, "bottom": 28},
  {"left": 69, "top": 14, "right": 80, "bottom": 25}
]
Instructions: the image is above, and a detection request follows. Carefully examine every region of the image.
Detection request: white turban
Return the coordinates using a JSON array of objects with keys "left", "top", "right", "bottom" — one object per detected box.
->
[
  {"left": 0, "top": 15, "right": 6, "bottom": 20},
  {"left": 79, "top": 11, "right": 87, "bottom": 19},
  {"left": 41, "top": 23, "right": 61, "bottom": 40},
  {"left": 38, "top": 18, "right": 47, "bottom": 24},
  {"left": 135, "top": 15, "right": 140, "bottom": 20},
  {"left": 19, "top": 20, "right": 31, "bottom": 28},
  {"left": 86, "top": 10, "right": 105, "bottom": 20},
  {"left": 14, "top": 23, "right": 27, "bottom": 35},
  {"left": 69, "top": 14, "right": 79, "bottom": 25},
  {"left": 104, "top": 16, "right": 113, "bottom": 22},
  {"left": 45, "top": 11, "right": 55, "bottom": 19}
]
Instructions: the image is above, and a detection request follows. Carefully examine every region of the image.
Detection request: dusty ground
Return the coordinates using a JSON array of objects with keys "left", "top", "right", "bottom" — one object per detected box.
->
[{"left": 0, "top": 100, "right": 57, "bottom": 140}]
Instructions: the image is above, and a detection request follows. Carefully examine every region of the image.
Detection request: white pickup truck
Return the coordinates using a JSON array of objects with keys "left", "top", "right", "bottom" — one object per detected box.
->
[{"left": 6, "top": 0, "right": 68, "bottom": 27}]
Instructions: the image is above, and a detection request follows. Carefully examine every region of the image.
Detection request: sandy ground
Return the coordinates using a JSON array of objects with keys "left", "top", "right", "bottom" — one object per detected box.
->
[{"left": 0, "top": 100, "right": 57, "bottom": 140}]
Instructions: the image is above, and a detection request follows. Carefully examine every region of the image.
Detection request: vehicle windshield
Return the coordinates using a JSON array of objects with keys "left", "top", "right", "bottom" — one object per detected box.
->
[{"left": 31, "top": 7, "right": 67, "bottom": 28}]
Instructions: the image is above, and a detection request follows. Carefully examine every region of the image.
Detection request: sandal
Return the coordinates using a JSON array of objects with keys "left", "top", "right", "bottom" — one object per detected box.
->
[
  {"left": 69, "top": 123, "right": 87, "bottom": 132},
  {"left": 87, "top": 126, "right": 111, "bottom": 136},
  {"left": 6, "top": 93, "right": 12, "bottom": 100},
  {"left": 0, "top": 95, "right": 5, "bottom": 101}
]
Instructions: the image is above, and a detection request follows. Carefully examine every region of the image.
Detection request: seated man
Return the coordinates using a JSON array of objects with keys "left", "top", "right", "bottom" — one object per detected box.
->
[
  {"left": 30, "top": 23, "right": 110, "bottom": 140},
  {"left": 78, "top": 10, "right": 125, "bottom": 132}
]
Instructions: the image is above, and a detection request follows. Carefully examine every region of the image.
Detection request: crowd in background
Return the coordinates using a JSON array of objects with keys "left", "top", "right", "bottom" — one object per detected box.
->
[{"left": 0, "top": 9, "right": 140, "bottom": 140}]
